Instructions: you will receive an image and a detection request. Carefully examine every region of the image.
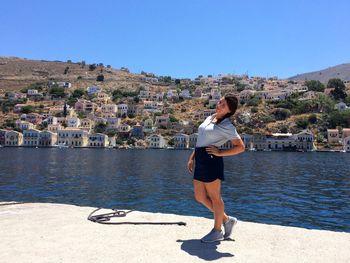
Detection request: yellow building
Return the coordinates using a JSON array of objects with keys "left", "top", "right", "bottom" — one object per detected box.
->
[
  {"left": 57, "top": 128, "right": 88, "bottom": 147},
  {"left": 5, "top": 130, "right": 23, "bottom": 146}
]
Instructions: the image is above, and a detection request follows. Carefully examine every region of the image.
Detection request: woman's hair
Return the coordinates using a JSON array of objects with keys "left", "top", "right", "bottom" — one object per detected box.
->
[{"left": 216, "top": 93, "right": 238, "bottom": 124}]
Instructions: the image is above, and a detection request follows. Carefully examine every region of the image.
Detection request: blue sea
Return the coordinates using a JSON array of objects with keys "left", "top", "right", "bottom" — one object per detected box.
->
[{"left": 0, "top": 148, "right": 349, "bottom": 232}]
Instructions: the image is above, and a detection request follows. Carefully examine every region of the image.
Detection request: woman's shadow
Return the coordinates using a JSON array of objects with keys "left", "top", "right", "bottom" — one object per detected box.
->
[{"left": 176, "top": 239, "right": 235, "bottom": 261}]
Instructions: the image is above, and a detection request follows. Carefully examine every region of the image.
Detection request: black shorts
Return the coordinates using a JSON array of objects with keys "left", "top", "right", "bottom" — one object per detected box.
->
[{"left": 194, "top": 147, "right": 224, "bottom": 183}]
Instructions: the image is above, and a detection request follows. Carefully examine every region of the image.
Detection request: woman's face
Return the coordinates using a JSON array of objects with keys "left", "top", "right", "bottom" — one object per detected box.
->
[{"left": 215, "top": 97, "right": 231, "bottom": 116}]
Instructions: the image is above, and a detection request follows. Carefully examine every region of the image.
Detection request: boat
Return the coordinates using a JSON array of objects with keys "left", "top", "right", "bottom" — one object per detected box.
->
[{"left": 53, "top": 143, "right": 69, "bottom": 149}]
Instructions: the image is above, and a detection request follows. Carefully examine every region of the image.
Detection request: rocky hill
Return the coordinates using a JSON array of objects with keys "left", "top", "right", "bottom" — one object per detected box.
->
[
  {"left": 0, "top": 56, "right": 152, "bottom": 92},
  {"left": 289, "top": 63, "right": 350, "bottom": 83}
]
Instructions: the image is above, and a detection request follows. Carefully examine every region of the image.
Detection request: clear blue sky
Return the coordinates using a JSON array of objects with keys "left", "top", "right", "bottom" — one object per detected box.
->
[{"left": 1, "top": 0, "right": 349, "bottom": 79}]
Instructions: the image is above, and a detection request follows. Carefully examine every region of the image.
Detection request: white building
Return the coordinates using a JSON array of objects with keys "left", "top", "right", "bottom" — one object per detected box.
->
[
  {"left": 66, "top": 117, "right": 81, "bottom": 128},
  {"left": 57, "top": 128, "right": 89, "bottom": 147},
  {"left": 44, "top": 116, "right": 58, "bottom": 125},
  {"left": 180, "top": 89, "right": 191, "bottom": 99},
  {"left": 335, "top": 102, "right": 349, "bottom": 111},
  {"left": 266, "top": 133, "right": 295, "bottom": 151},
  {"left": 48, "top": 123, "right": 63, "bottom": 133},
  {"left": 117, "top": 104, "right": 128, "bottom": 117},
  {"left": 101, "top": 104, "right": 118, "bottom": 115},
  {"left": 155, "top": 115, "right": 170, "bottom": 128},
  {"left": 211, "top": 88, "right": 221, "bottom": 100},
  {"left": 88, "top": 133, "right": 109, "bottom": 147},
  {"left": 143, "top": 118, "right": 155, "bottom": 133},
  {"left": 143, "top": 101, "right": 163, "bottom": 113},
  {"left": 148, "top": 134, "right": 166, "bottom": 148},
  {"left": 87, "top": 86, "right": 101, "bottom": 95},
  {"left": 294, "top": 130, "right": 315, "bottom": 151},
  {"left": 15, "top": 120, "right": 34, "bottom": 131},
  {"left": 327, "top": 129, "right": 340, "bottom": 144},
  {"left": 106, "top": 117, "right": 121, "bottom": 130},
  {"left": 173, "top": 133, "right": 189, "bottom": 149}
]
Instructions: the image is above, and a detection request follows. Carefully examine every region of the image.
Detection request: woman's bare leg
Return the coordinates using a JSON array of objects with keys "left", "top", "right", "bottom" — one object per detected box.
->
[
  {"left": 193, "top": 179, "right": 228, "bottom": 225},
  {"left": 204, "top": 179, "right": 227, "bottom": 230}
]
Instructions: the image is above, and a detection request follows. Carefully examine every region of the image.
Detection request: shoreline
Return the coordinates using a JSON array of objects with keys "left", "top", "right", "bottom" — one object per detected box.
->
[
  {"left": 0, "top": 146, "right": 348, "bottom": 152},
  {"left": 1, "top": 202, "right": 349, "bottom": 263}
]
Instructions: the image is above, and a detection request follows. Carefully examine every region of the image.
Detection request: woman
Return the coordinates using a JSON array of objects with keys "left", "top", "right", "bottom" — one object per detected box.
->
[{"left": 187, "top": 94, "right": 245, "bottom": 243}]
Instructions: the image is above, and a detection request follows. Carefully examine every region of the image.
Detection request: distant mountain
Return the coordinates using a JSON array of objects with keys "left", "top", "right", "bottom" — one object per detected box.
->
[{"left": 288, "top": 63, "right": 350, "bottom": 83}]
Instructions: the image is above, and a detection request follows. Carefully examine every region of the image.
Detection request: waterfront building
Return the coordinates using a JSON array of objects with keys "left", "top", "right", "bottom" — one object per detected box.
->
[
  {"left": 266, "top": 133, "right": 295, "bottom": 151},
  {"left": 241, "top": 134, "right": 253, "bottom": 149},
  {"left": 57, "top": 128, "right": 89, "bottom": 147},
  {"left": 39, "top": 131, "right": 57, "bottom": 147},
  {"left": 189, "top": 133, "right": 198, "bottom": 148},
  {"left": 88, "top": 133, "right": 109, "bottom": 147},
  {"left": 173, "top": 133, "right": 189, "bottom": 149},
  {"left": 294, "top": 130, "right": 315, "bottom": 151},
  {"left": 5, "top": 130, "right": 23, "bottom": 146},
  {"left": 0, "top": 129, "right": 8, "bottom": 145},
  {"left": 327, "top": 129, "right": 340, "bottom": 144},
  {"left": 220, "top": 140, "right": 233, "bottom": 150},
  {"left": 343, "top": 136, "right": 350, "bottom": 152},
  {"left": 251, "top": 134, "right": 267, "bottom": 151},
  {"left": 148, "top": 134, "right": 166, "bottom": 149},
  {"left": 23, "top": 129, "right": 41, "bottom": 147}
]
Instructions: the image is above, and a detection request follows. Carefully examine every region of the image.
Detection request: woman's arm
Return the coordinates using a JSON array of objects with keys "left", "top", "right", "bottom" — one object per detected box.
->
[
  {"left": 187, "top": 150, "right": 195, "bottom": 173},
  {"left": 206, "top": 138, "right": 245, "bottom": 157}
]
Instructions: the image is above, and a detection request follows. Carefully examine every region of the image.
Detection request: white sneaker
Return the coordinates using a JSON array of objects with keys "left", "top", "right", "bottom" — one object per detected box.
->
[
  {"left": 223, "top": 216, "right": 238, "bottom": 239},
  {"left": 201, "top": 229, "right": 224, "bottom": 243}
]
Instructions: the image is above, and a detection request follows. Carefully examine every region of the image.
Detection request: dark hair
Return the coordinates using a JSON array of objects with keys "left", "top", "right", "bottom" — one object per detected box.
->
[{"left": 216, "top": 94, "right": 238, "bottom": 124}]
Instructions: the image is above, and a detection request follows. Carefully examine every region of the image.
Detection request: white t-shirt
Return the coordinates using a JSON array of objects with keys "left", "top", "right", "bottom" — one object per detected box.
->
[{"left": 196, "top": 115, "right": 241, "bottom": 147}]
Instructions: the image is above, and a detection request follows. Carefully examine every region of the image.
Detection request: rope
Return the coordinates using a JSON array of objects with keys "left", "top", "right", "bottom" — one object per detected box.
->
[{"left": 88, "top": 208, "right": 186, "bottom": 226}]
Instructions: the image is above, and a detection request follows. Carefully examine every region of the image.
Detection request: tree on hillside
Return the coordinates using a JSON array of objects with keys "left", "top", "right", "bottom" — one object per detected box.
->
[
  {"left": 296, "top": 117, "right": 309, "bottom": 129},
  {"left": 72, "top": 89, "right": 85, "bottom": 98},
  {"left": 328, "top": 78, "right": 347, "bottom": 100},
  {"left": 64, "top": 66, "right": 69, "bottom": 74},
  {"left": 328, "top": 109, "right": 350, "bottom": 128},
  {"left": 89, "top": 64, "right": 97, "bottom": 71},
  {"left": 49, "top": 87, "right": 66, "bottom": 98},
  {"left": 305, "top": 80, "right": 325, "bottom": 92},
  {"left": 96, "top": 74, "right": 104, "bottom": 82}
]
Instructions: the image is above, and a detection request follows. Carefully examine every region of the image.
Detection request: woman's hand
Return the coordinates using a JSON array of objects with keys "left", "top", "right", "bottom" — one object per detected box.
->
[
  {"left": 187, "top": 159, "right": 194, "bottom": 173},
  {"left": 206, "top": 145, "right": 221, "bottom": 156}
]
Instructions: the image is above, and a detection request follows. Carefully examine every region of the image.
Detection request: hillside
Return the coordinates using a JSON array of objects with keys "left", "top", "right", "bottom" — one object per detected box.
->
[
  {"left": 0, "top": 56, "right": 149, "bottom": 92},
  {"left": 289, "top": 63, "right": 350, "bottom": 83}
]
